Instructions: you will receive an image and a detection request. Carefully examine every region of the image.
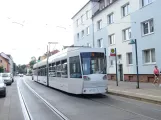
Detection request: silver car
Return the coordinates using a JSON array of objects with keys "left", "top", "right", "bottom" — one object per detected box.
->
[
  {"left": 0, "top": 78, "right": 6, "bottom": 97},
  {"left": 0, "top": 73, "right": 12, "bottom": 85}
]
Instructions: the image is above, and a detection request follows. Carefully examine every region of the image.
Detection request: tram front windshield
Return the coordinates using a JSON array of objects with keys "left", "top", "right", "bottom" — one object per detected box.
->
[{"left": 80, "top": 52, "right": 106, "bottom": 75}]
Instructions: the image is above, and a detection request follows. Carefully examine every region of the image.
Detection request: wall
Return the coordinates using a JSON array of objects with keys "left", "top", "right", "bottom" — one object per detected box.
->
[
  {"left": 72, "top": 2, "right": 94, "bottom": 47},
  {"left": 92, "top": 0, "right": 140, "bottom": 77},
  {"left": 131, "top": 0, "right": 161, "bottom": 75},
  {"left": 0, "top": 56, "right": 9, "bottom": 72}
]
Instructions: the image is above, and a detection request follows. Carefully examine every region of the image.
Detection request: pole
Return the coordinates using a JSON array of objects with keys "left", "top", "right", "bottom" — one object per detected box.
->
[
  {"left": 47, "top": 45, "right": 49, "bottom": 87},
  {"left": 92, "top": 18, "right": 95, "bottom": 47},
  {"left": 115, "top": 48, "right": 118, "bottom": 86},
  {"left": 135, "top": 39, "right": 139, "bottom": 89}
]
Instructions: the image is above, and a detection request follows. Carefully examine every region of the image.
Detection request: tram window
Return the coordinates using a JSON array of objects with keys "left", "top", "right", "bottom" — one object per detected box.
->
[
  {"left": 61, "top": 59, "right": 68, "bottom": 78},
  {"left": 69, "top": 56, "right": 82, "bottom": 78}
]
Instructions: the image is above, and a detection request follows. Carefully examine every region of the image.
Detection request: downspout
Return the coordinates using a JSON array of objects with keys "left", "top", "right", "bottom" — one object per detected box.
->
[{"left": 92, "top": 17, "right": 95, "bottom": 48}]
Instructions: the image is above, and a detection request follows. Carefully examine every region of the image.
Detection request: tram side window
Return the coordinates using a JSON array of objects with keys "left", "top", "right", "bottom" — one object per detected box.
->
[
  {"left": 56, "top": 61, "right": 62, "bottom": 77},
  {"left": 61, "top": 59, "right": 68, "bottom": 78},
  {"left": 69, "top": 56, "right": 82, "bottom": 78}
]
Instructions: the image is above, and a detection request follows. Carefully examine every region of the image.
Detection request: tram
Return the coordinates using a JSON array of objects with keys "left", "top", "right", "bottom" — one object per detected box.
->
[{"left": 33, "top": 47, "right": 108, "bottom": 94}]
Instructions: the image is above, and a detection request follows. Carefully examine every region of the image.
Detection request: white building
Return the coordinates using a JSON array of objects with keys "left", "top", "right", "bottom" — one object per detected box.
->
[{"left": 72, "top": 0, "right": 159, "bottom": 82}]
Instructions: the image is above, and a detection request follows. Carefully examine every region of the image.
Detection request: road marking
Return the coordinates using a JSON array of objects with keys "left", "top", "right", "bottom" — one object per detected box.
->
[
  {"left": 23, "top": 79, "right": 70, "bottom": 120},
  {"left": 17, "top": 80, "right": 33, "bottom": 120}
]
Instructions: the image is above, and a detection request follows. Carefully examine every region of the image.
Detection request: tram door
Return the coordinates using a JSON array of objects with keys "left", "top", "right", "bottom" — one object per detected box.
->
[{"left": 118, "top": 64, "right": 123, "bottom": 81}]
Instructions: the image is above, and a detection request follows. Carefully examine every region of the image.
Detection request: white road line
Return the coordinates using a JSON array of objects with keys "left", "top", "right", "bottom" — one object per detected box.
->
[
  {"left": 17, "top": 80, "right": 33, "bottom": 120},
  {"left": 23, "top": 79, "right": 70, "bottom": 120}
]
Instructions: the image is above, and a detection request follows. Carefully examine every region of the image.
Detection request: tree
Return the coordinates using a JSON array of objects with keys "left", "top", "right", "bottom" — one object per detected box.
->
[
  {"left": 29, "top": 60, "right": 36, "bottom": 69},
  {"left": 0, "top": 66, "right": 4, "bottom": 73},
  {"left": 29, "top": 70, "right": 32, "bottom": 74},
  {"left": 17, "top": 64, "right": 27, "bottom": 74}
]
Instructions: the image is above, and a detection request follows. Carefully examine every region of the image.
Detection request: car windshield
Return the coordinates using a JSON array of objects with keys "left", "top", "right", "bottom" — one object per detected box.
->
[
  {"left": 81, "top": 52, "right": 106, "bottom": 75},
  {"left": 2, "top": 73, "right": 9, "bottom": 77}
]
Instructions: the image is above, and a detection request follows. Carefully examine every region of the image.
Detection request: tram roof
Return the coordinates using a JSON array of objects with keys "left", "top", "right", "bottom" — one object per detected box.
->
[{"left": 33, "top": 47, "right": 105, "bottom": 68}]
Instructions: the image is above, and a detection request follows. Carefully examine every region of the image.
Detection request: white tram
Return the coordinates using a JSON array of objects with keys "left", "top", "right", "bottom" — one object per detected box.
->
[{"left": 33, "top": 47, "right": 108, "bottom": 94}]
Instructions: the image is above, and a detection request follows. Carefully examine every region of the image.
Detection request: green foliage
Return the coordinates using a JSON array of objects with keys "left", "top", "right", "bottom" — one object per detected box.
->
[
  {"left": 29, "top": 70, "right": 32, "bottom": 74},
  {"left": 0, "top": 66, "right": 4, "bottom": 73},
  {"left": 29, "top": 60, "right": 36, "bottom": 69},
  {"left": 17, "top": 64, "right": 27, "bottom": 74}
]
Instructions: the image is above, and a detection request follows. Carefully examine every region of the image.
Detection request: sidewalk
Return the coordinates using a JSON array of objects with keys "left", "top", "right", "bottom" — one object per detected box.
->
[
  {"left": 108, "top": 80, "right": 161, "bottom": 105},
  {"left": 0, "top": 79, "right": 24, "bottom": 120}
]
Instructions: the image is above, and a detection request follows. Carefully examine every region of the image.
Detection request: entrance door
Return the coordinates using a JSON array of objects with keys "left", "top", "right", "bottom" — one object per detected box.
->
[{"left": 118, "top": 64, "right": 123, "bottom": 81}]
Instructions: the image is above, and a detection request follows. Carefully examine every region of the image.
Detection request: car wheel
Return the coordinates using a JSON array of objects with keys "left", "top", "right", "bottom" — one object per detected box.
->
[{"left": 3, "top": 91, "right": 6, "bottom": 97}]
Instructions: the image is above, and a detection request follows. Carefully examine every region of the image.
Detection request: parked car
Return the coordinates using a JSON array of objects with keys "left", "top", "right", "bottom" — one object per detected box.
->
[
  {"left": 0, "top": 77, "right": 6, "bottom": 97},
  {"left": 10, "top": 73, "right": 14, "bottom": 82},
  {"left": 0, "top": 73, "right": 12, "bottom": 85},
  {"left": 19, "top": 74, "right": 24, "bottom": 77}
]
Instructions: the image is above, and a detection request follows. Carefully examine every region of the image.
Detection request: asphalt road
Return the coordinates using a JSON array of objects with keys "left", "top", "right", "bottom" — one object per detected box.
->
[
  {"left": 23, "top": 76, "right": 161, "bottom": 120},
  {"left": 1, "top": 76, "right": 161, "bottom": 120}
]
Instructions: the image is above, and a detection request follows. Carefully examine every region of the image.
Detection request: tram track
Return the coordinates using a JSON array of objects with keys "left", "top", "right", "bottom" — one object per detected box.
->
[
  {"left": 23, "top": 79, "right": 70, "bottom": 120},
  {"left": 24, "top": 77, "right": 161, "bottom": 120},
  {"left": 17, "top": 80, "right": 33, "bottom": 120},
  {"left": 84, "top": 95, "right": 159, "bottom": 120}
]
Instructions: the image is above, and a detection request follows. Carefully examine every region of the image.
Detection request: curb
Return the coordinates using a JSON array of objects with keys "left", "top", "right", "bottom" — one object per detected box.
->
[{"left": 107, "top": 90, "right": 161, "bottom": 105}]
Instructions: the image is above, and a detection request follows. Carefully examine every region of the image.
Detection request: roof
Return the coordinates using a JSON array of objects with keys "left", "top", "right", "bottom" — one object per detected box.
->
[{"left": 71, "top": 1, "right": 90, "bottom": 19}]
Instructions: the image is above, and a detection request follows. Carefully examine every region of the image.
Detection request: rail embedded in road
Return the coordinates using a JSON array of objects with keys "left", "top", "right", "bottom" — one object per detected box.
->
[
  {"left": 17, "top": 81, "right": 33, "bottom": 120},
  {"left": 23, "top": 79, "right": 70, "bottom": 120}
]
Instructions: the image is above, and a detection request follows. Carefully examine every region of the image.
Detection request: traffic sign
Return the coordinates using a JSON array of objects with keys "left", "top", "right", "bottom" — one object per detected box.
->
[{"left": 110, "top": 48, "right": 116, "bottom": 56}]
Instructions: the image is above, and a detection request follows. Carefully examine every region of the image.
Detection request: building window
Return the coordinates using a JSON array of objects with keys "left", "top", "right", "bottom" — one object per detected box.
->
[
  {"left": 110, "top": 60, "right": 114, "bottom": 66},
  {"left": 86, "top": 26, "right": 90, "bottom": 35},
  {"left": 142, "top": 0, "right": 154, "bottom": 7},
  {"left": 109, "top": 34, "right": 115, "bottom": 45},
  {"left": 97, "top": 20, "right": 102, "bottom": 30},
  {"left": 99, "top": 0, "right": 105, "bottom": 10},
  {"left": 0, "top": 60, "right": 2, "bottom": 63},
  {"left": 81, "top": 15, "right": 84, "bottom": 24},
  {"left": 118, "top": 55, "right": 122, "bottom": 60},
  {"left": 81, "top": 30, "right": 84, "bottom": 38},
  {"left": 87, "top": 43, "right": 91, "bottom": 47},
  {"left": 122, "top": 3, "right": 129, "bottom": 17},
  {"left": 77, "top": 33, "right": 79, "bottom": 40},
  {"left": 86, "top": 11, "right": 90, "bottom": 19},
  {"left": 106, "top": 0, "right": 113, "bottom": 6},
  {"left": 97, "top": 39, "right": 103, "bottom": 48},
  {"left": 108, "top": 13, "right": 114, "bottom": 24},
  {"left": 142, "top": 19, "right": 154, "bottom": 35},
  {"left": 123, "top": 28, "right": 131, "bottom": 41},
  {"left": 143, "top": 49, "right": 156, "bottom": 64},
  {"left": 76, "top": 19, "right": 78, "bottom": 27},
  {"left": 127, "top": 52, "right": 133, "bottom": 65}
]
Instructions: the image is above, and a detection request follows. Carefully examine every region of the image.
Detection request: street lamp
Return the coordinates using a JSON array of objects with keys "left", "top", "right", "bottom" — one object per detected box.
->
[
  {"left": 46, "top": 42, "right": 58, "bottom": 86},
  {"left": 129, "top": 39, "right": 139, "bottom": 89}
]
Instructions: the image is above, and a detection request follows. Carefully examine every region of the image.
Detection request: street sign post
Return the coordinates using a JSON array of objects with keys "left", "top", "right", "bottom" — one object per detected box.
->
[{"left": 110, "top": 48, "right": 118, "bottom": 86}]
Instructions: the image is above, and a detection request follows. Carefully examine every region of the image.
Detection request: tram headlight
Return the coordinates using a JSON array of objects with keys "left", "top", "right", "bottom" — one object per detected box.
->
[
  {"left": 103, "top": 75, "right": 107, "bottom": 80},
  {"left": 83, "top": 76, "right": 90, "bottom": 81}
]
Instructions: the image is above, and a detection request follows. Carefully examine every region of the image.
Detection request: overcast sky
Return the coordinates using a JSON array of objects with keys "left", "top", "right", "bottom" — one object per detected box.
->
[{"left": 0, "top": 0, "right": 88, "bottom": 65}]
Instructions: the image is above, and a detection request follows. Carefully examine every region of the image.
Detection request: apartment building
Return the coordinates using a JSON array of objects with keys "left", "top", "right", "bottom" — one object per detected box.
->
[
  {"left": 72, "top": 1, "right": 94, "bottom": 47},
  {"left": 0, "top": 54, "right": 10, "bottom": 72},
  {"left": 72, "top": 0, "right": 159, "bottom": 82},
  {"left": 130, "top": 0, "right": 159, "bottom": 82}
]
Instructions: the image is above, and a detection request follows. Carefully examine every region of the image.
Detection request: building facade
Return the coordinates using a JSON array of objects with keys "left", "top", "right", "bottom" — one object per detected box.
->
[
  {"left": 0, "top": 55, "right": 10, "bottom": 72},
  {"left": 72, "top": 0, "right": 158, "bottom": 82},
  {"left": 130, "top": 0, "right": 160, "bottom": 82}
]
